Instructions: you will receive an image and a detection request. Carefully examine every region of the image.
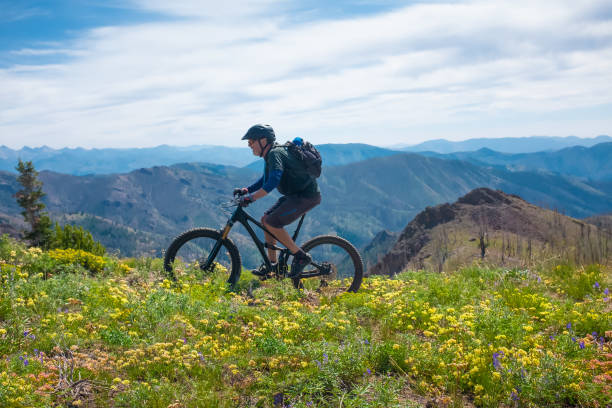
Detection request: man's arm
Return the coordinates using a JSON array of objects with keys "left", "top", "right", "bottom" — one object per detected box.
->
[
  {"left": 246, "top": 176, "right": 263, "bottom": 193},
  {"left": 251, "top": 169, "right": 282, "bottom": 200}
]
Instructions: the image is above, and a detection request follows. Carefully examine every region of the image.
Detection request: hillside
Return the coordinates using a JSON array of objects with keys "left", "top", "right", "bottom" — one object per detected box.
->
[
  {"left": 419, "top": 142, "right": 612, "bottom": 181},
  {"left": 0, "top": 236, "right": 610, "bottom": 407},
  {"left": 402, "top": 135, "right": 612, "bottom": 154},
  {"left": 585, "top": 213, "right": 612, "bottom": 235},
  {"left": 370, "top": 188, "right": 611, "bottom": 276},
  {"left": 360, "top": 229, "right": 400, "bottom": 271},
  {"left": 0, "top": 211, "right": 23, "bottom": 238}
]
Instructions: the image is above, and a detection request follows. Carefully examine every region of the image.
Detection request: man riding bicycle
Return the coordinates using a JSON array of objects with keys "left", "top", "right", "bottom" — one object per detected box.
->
[{"left": 234, "top": 124, "right": 321, "bottom": 278}]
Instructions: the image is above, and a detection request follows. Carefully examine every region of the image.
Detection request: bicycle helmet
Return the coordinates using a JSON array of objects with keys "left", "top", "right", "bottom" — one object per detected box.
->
[{"left": 241, "top": 124, "right": 276, "bottom": 143}]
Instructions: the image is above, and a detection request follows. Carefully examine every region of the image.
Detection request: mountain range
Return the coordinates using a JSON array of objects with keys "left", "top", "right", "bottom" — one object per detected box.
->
[
  {"left": 1, "top": 150, "right": 610, "bottom": 266},
  {"left": 400, "top": 135, "right": 612, "bottom": 154},
  {"left": 0, "top": 145, "right": 256, "bottom": 175},
  {"left": 3, "top": 136, "right": 611, "bottom": 177},
  {"left": 418, "top": 143, "right": 612, "bottom": 181},
  {"left": 0, "top": 143, "right": 404, "bottom": 176}
]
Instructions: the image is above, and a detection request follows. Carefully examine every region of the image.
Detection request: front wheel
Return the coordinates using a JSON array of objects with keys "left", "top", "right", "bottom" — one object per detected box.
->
[
  {"left": 294, "top": 235, "right": 363, "bottom": 293},
  {"left": 164, "top": 228, "right": 242, "bottom": 286}
]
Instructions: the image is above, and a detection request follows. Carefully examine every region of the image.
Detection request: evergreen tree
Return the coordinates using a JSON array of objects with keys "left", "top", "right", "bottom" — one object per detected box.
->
[{"left": 14, "top": 160, "right": 52, "bottom": 247}]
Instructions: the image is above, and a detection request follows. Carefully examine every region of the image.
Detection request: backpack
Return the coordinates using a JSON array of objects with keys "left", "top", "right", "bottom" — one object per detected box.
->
[{"left": 285, "top": 137, "right": 322, "bottom": 178}]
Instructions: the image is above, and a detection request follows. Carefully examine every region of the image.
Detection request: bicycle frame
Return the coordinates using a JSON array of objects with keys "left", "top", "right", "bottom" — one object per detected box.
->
[{"left": 202, "top": 203, "right": 306, "bottom": 276}]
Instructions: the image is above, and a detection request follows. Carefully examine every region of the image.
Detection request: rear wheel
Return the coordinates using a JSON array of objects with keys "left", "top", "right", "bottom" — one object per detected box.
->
[
  {"left": 164, "top": 228, "right": 241, "bottom": 286},
  {"left": 293, "top": 235, "right": 363, "bottom": 293}
]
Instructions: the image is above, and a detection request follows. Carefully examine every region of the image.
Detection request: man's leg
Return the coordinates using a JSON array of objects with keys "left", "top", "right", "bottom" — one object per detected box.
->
[
  {"left": 261, "top": 215, "right": 290, "bottom": 263},
  {"left": 262, "top": 218, "right": 300, "bottom": 256},
  {"left": 263, "top": 194, "right": 321, "bottom": 276}
]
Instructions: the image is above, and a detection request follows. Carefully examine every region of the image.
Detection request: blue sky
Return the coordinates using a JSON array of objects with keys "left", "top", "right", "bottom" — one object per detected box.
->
[{"left": 1, "top": 0, "right": 611, "bottom": 148}]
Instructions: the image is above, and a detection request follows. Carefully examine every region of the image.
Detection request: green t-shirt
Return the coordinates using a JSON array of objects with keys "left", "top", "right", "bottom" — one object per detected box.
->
[{"left": 265, "top": 145, "right": 320, "bottom": 197}]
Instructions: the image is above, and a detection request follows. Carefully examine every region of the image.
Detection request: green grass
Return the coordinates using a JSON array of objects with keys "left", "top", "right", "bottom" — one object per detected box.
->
[{"left": 0, "top": 235, "right": 610, "bottom": 407}]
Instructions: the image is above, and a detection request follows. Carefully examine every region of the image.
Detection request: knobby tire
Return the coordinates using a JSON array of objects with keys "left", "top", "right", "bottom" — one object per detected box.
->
[
  {"left": 163, "top": 228, "right": 242, "bottom": 287},
  {"left": 294, "top": 234, "right": 363, "bottom": 293}
]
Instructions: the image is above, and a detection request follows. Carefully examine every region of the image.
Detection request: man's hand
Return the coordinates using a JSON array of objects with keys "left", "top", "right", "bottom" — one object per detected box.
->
[
  {"left": 238, "top": 194, "right": 255, "bottom": 207},
  {"left": 233, "top": 187, "right": 249, "bottom": 197}
]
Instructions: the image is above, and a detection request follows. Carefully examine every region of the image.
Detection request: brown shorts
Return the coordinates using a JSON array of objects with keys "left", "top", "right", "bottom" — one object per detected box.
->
[{"left": 264, "top": 193, "right": 322, "bottom": 228}]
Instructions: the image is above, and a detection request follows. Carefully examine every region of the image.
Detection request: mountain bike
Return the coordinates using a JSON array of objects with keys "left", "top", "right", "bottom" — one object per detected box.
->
[{"left": 163, "top": 197, "right": 363, "bottom": 292}]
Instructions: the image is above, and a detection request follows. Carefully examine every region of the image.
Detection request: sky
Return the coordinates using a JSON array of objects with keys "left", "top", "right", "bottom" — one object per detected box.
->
[{"left": 0, "top": 0, "right": 611, "bottom": 149}]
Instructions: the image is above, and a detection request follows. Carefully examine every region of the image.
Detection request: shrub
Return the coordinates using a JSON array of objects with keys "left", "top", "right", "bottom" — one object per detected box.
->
[
  {"left": 48, "top": 223, "right": 106, "bottom": 256},
  {"left": 48, "top": 248, "right": 106, "bottom": 273}
]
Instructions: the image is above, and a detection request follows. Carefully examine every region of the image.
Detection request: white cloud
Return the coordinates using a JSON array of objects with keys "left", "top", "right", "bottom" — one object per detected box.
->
[{"left": 0, "top": 0, "right": 611, "bottom": 148}]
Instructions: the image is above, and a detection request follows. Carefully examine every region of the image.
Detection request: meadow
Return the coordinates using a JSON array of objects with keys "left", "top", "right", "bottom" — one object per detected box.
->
[{"left": 0, "top": 235, "right": 610, "bottom": 407}]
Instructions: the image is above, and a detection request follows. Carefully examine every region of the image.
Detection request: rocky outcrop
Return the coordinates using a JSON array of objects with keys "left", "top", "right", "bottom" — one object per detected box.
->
[{"left": 368, "top": 187, "right": 602, "bottom": 276}]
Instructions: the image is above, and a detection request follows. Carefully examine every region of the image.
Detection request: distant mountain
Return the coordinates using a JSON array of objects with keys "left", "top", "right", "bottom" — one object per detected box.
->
[
  {"left": 0, "top": 145, "right": 255, "bottom": 175},
  {"left": 243, "top": 143, "right": 401, "bottom": 172},
  {"left": 369, "top": 188, "right": 610, "bottom": 276},
  {"left": 317, "top": 144, "right": 401, "bottom": 166},
  {"left": 400, "top": 135, "right": 612, "bottom": 154},
  {"left": 1, "top": 143, "right": 401, "bottom": 176},
  {"left": 1, "top": 154, "right": 610, "bottom": 263},
  {"left": 418, "top": 143, "right": 612, "bottom": 181}
]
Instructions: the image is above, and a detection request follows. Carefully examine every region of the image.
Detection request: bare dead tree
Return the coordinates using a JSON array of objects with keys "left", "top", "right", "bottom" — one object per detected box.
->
[{"left": 477, "top": 209, "right": 489, "bottom": 260}]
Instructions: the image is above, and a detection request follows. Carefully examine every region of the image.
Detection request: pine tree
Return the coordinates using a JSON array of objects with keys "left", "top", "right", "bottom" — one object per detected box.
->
[{"left": 14, "top": 159, "right": 52, "bottom": 247}]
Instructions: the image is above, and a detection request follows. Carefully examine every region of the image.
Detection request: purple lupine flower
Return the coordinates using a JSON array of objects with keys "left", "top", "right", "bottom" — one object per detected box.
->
[
  {"left": 322, "top": 353, "right": 328, "bottom": 364},
  {"left": 23, "top": 358, "right": 28, "bottom": 366},
  {"left": 314, "top": 360, "right": 321, "bottom": 369},
  {"left": 579, "top": 341, "right": 585, "bottom": 349},
  {"left": 273, "top": 392, "right": 284, "bottom": 407},
  {"left": 182, "top": 338, "right": 187, "bottom": 344},
  {"left": 566, "top": 322, "right": 572, "bottom": 330},
  {"left": 571, "top": 337, "right": 576, "bottom": 342},
  {"left": 511, "top": 391, "right": 519, "bottom": 401},
  {"left": 364, "top": 339, "right": 369, "bottom": 345},
  {"left": 366, "top": 368, "right": 372, "bottom": 375},
  {"left": 592, "top": 332, "right": 598, "bottom": 337},
  {"left": 549, "top": 335, "right": 555, "bottom": 341},
  {"left": 492, "top": 352, "right": 502, "bottom": 371},
  {"left": 605, "top": 288, "right": 609, "bottom": 295},
  {"left": 594, "top": 282, "right": 600, "bottom": 289}
]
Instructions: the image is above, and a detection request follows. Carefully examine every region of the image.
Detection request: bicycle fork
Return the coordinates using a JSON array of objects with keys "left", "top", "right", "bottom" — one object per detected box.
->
[{"left": 201, "top": 221, "right": 234, "bottom": 272}]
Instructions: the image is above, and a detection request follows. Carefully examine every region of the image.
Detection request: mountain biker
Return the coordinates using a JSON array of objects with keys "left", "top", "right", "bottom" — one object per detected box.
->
[{"left": 234, "top": 124, "right": 321, "bottom": 278}]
